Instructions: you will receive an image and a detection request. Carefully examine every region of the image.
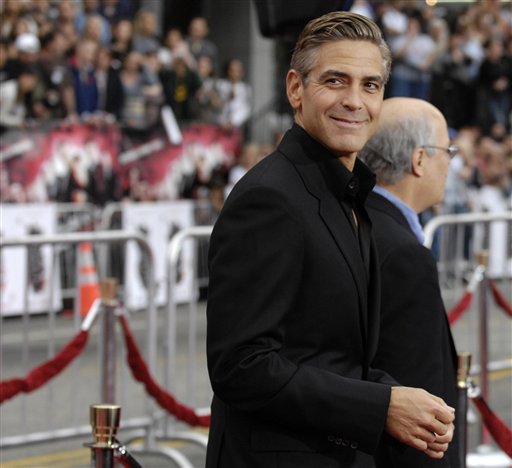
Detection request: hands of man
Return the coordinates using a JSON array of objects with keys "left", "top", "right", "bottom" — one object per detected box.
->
[{"left": 386, "top": 386, "right": 455, "bottom": 459}]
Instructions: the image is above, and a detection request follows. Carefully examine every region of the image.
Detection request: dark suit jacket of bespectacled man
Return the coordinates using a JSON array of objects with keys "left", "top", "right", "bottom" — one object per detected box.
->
[
  {"left": 359, "top": 97, "right": 459, "bottom": 468},
  {"left": 205, "top": 11, "right": 455, "bottom": 468}
]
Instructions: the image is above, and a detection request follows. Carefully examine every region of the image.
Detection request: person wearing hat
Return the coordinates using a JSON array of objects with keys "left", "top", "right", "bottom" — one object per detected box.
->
[{"left": 4, "top": 32, "right": 40, "bottom": 80}]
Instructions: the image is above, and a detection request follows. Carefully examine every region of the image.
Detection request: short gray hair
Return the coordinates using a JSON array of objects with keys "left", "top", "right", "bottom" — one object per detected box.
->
[
  {"left": 290, "top": 11, "right": 392, "bottom": 85},
  {"left": 359, "top": 117, "right": 436, "bottom": 185}
]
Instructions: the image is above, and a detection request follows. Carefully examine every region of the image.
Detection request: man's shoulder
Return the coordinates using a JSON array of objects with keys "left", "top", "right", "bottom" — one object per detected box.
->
[
  {"left": 366, "top": 193, "right": 419, "bottom": 249},
  {"left": 366, "top": 192, "right": 403, "bottom": 226}
]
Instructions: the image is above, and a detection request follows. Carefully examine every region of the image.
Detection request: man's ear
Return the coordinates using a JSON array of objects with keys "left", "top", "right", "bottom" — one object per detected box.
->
[
  {"left": 286, "top": 69, "right": 303, "bottom": 112},
  {"left": 411, "top": 147, "right": 426, "bottom": 177}
]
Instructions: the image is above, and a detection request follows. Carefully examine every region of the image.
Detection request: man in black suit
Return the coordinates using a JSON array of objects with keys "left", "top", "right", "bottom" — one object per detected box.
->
[
  {"left": 206, "top": 13, "right": 455, "bottom": 468},
  {"left": 359, "top": 97, "right": 459, "bottom": 467}
]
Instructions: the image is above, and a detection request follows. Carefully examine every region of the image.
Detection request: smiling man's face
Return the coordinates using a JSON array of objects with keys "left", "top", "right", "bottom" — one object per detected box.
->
[{"left": 287, "top": 39, "right": 385, "bottom": 169}]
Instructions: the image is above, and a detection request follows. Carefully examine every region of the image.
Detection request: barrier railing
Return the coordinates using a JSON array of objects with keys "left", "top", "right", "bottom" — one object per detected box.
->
[
  {"left": 424, "top": 211, "right": 511, "bottom": 299},
  {"left": 161, "top": 226, "right": 214, "bottom": 450},
  {"left": 424, "top": 211, "right": 512, "bottom": 465},
  {"left": 0, "top": 231, "right": 157, "bottom": 450},
  {"left": 458, "top": 352, "right": 472, "bottom": 468}
]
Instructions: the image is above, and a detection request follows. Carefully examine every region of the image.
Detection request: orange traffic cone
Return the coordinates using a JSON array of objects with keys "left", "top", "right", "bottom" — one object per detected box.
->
[{"left": 77, "top": 242, "right": 100, "bottom": 317}]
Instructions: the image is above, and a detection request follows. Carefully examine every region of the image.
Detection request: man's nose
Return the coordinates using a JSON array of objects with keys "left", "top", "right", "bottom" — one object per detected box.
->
[{"left": 340, "top": 84, "right": 364, "bottom": 110}]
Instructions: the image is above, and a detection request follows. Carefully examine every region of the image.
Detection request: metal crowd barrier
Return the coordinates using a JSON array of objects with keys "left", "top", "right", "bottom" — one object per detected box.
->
[
  {"left": 0, "top": 231, "right": 158, "bottom": 452},
  {"left": 424, "top": 211, "right": 512, "bottom": 301},
  {"left": 424, "top": 211, "right": 512, "bottom": 465},
  {"left": 155, "top": 226, "right": 214, "bottom": 452}
]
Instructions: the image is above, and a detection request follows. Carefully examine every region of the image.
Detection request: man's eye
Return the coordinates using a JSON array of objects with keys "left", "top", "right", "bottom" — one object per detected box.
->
[
  {"left": 326, "top": 78, "right": 342, "bottom": 85},
  {"left": 366, "top": 82, "right": 381, "bottom": 91}
]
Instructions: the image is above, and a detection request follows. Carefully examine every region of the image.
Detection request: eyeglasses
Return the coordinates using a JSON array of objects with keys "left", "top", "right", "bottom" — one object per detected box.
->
[{"left": 420, "top": 145, "right": 459, "bottom": 159}]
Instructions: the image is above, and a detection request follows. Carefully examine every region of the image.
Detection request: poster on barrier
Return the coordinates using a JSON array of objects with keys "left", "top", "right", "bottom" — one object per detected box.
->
[
  {"left": 0, "top": 203, "right": 61, "bottom": 316},
  {"left": 123, "top": 201, "right": 195, "bottom": 309}
]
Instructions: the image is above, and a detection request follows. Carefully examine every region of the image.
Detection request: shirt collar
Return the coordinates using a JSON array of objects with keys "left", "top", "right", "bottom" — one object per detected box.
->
[
  {"left": 373, "top": 185, "right": 425, "bottom": 243},
  {"left": 290, "top": 124, "right": 376, "bottom": 205}
]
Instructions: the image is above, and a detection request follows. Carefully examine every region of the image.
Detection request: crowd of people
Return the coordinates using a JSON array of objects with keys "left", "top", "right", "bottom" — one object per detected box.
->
[
  {"left": 0, "top": 0, "right": 510, "bottom": 217},
  {"left": 362, "top": 0, "right": 512, "bottom": 224},
  {"left": 0, "top": 0, "right": 252, "bottom": 136}
]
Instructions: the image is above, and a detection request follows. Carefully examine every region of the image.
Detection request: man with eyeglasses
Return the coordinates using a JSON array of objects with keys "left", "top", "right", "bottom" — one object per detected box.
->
[{"left": 359, "top": 97, "right": 459, "bottom": 467}]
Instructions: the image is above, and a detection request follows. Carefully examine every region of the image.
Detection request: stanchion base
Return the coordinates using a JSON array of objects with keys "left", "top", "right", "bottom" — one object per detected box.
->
[{"left": 467, "top": 444, "right": 512, "bottom": 467}]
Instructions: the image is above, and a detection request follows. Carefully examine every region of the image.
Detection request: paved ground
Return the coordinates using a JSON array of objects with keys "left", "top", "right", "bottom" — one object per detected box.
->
[{"left": 1, "top": 280, "right": 511, "bottom": 468}]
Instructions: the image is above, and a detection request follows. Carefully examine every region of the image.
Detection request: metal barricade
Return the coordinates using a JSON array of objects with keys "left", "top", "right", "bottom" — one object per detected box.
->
[
  {"left": 0, "top": 231, "right": 158, "bottom": 455},
  {"left": 159, "top": 226, "right": 214, "bottom": 451},
  {"left": 424, "top": 211, "right": 512, "bottom": 301},
  {"left": 424, "top": 211, "right": 512, "bottom": 465}
]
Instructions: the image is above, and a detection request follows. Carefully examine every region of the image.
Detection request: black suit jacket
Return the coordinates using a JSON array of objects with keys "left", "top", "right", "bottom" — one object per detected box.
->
[
  {"left": 206, "top": 125, "right": 397, "bottom": 468},
  {"left": 366, "top": 191, "right": 459, "bottom": 468}
]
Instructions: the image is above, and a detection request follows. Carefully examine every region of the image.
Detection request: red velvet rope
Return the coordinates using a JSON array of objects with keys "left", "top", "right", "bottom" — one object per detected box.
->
[
  {"left": 117, "top": 314, "right": 210, "bottom": 427},
  {"left": 471, "top": 395, "right": 512, "bottom": 457},
  {"left": 487, "top": 279, "right": 512, "bottom": 318},
  {"left": 448, "top": 291, "right": 473, "bottom": 325},
  {"left": 0, "top": 330, "right": 89, "bottom": 404}
]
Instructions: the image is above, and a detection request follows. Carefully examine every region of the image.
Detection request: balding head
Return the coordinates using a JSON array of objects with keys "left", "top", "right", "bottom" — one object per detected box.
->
[
  {"left": 359, "top": 97, "right": 451, "bottom": 212},
  {"left": 379, "top": 97, "right": 446, "bottom": 131}
]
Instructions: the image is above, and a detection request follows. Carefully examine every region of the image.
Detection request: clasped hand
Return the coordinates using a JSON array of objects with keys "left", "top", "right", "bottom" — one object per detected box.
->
[{"left": 386, "top": 386, "right": 456, "bottom": 459}]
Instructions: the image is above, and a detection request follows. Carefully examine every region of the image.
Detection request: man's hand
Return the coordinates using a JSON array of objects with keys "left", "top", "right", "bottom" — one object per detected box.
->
[
  {"left": 424, "top": 425, "right": 454, "bottom": 458},
  {"left": 386, "top": 386, "right": 455, "bottom": 459}
]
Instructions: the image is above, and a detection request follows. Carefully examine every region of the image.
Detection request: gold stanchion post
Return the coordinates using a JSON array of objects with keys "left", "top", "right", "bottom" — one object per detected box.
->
[
  {"left": 457, "top": 352, "right": 472, "bottom": 468},
  {"left": 88, "top": 404, "right": 121, "bottom": 467}
]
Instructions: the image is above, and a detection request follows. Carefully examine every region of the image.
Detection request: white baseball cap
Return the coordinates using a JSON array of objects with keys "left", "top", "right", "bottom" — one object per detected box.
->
[{"left": 15, "top": 33, "right": 40, "bottom": 54}]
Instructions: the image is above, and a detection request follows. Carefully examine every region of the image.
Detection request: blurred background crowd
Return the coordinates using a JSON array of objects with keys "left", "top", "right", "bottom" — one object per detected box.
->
[{"left": 0, "top": 0, "right": 511, "bottom": 222}]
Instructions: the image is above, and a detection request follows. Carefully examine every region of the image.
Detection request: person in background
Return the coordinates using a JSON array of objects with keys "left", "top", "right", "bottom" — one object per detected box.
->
[
  {"left": 80, "top": 14, "right": 110, "bottom": 47},
  {"left": 158, "top": 27, "right": 195, "bottom": 70},
  {"left": 472, "top": 136, "right": 512, "bottom": 278},
  {"left": 95, "top": 46, "right": 124, "bottom": 120},
  {"left": 0, "top": 65, "right": 37, "bottom": 132},
  {"left": 159, "top": 49, "right": 202, "bottom": 122},
  {"left": 54, "top": 0, "right": 79, "bottom": 47},
  {"left": 477, "top": 36, "right": 512, "bottom": 139},
  {"left": 131, "top": 9, "right": 160, "bottom": 55},
  {"left": 215, "top": 58, "right": 252, "bottom": 131},
  {"left": 435, "top": 32, "right": 479, "bottom": 130},
  {"left": 119, "top": 50, "right": 161, "bottom": 134},
  {"left": 224, "top": 141, "right": 262, "bottom": 198},
  {"left": 359, "top": 97, "right": 459, "bottom": 467},
  {"left": 186, "top": 16, "right": 219, "bottom": 73},
  {"left": 194, "top": 54, "right": 222, "bottom": 124},
  {"left": 69, "top": 38, "right": 99, "bottom": 117},
  {"left": 388, "top": 15, "right": 436, "bottom": 100},
  {"left": 3, "top": 32, "right": 40, "bottom": 80},
  {"left": 99, "top": 0, "right": 134, "bottom": 26},
  {"left": 0, "top": 39, "right": 11, "bottom": 83},
  {"left": 206, "top": 11, "right": 455, "bottom": 468},
  {"left": 75, "top": 0, "right": 112, "bottom": 46},
  {"left": 110, "top": 17, "right": 133, "bottom": 62},
  {"left": 0, "top": 0, "right": 24, "bottom": 41},
  {"left": 33, "top": 29, "right": 75, "bottom": 121}
]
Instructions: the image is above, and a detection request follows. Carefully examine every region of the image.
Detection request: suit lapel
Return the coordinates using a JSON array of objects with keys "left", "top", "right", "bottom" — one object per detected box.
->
[{"left": 290, "top": 155, "right": 370, "bottom": 345}]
